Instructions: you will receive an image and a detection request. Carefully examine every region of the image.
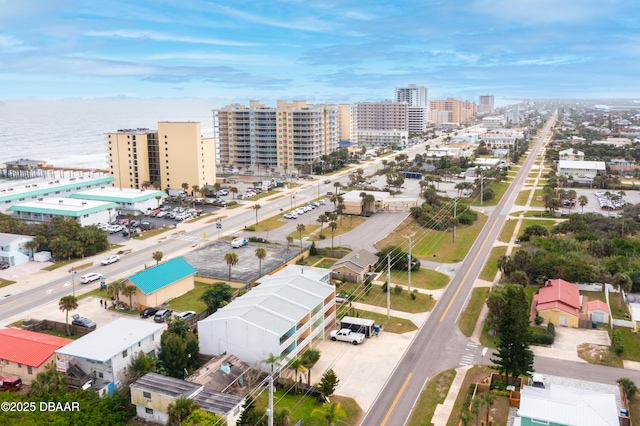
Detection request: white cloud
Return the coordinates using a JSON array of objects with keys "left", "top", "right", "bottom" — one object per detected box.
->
[
  {"left": 0, "top": 34, "right": 35, "bottom": 52},
  {"left": 85, "top": 30, "right": 261, "bottom": 47},
  {"left": 216, "top": 4, "right": 336, "bottom": 32},
  {"left": 470, "top": 0, "right": 611, "bottom": 24}
]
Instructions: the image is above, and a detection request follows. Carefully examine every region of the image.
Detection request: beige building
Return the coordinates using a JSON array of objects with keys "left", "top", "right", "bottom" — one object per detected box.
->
[
  {"left": 127, "top": 257, "right": 197, "bottom": 309},
  {"left": 214, "top": 100, "right": 339, "bottom": 172},
  {"left": 332, "top": 249, "right": 378, "bottom": 283},
  {"left": 106, "top": 122, "right": 216, "bottom": 192},
  {"left": 340, "top": 190, "right": 419, "bottom": 215},
  {"left": 430, "top": 98, "right": 476, "bottom": 124},
  {"left": 338, "top": 104, "right": 352, "bottom": 141},
  {"left": 351, "top": 101, "right": 409, "bottom": 146},
  {"left": 0, "top": 329, "right": 73, "bottom": 384}
]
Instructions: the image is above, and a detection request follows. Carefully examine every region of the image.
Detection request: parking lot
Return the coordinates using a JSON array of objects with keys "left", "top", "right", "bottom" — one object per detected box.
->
[{"left": 181, "top": 240, "right": 300, "bottom": 283}]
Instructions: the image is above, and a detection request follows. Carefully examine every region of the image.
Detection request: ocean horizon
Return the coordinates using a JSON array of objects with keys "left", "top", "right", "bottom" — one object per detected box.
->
[{"left": 0, "top": 98, "right": 218, "bottom": 171}]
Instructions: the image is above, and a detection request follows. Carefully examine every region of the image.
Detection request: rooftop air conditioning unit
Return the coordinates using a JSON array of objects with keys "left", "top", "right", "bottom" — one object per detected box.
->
[
  {"left": 38, "top": 198, "right": 43, "bottom": 201},
  {"left": 59, "top": 200, "right": 63, "bottom": 203},
  {"left": 81, "top": 202, "right": 87, "bottom": 206}
]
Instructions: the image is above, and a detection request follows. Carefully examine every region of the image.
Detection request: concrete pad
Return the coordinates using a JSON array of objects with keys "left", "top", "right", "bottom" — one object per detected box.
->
[
  {"left": 432, "top": 365, "right": 470, "bottom": 426},
  {"left": 623, "top": 360, "right": 640, "bottom": 371},
  {"left": 531, "top": 326, "right": 610, "bottom": 362}
]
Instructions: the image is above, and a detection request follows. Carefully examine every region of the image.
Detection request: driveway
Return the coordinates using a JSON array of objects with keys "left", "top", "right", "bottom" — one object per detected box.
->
[{"left": 531, "top": 326, "right": 611, "bottom": 362}]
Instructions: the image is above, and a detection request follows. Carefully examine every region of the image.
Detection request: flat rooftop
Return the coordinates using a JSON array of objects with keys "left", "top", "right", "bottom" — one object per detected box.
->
[
  {"left": 9, "top": 197, "right": 118, "bottom": 216},
  {"left": 70, "top": 187, "right": 165, "bottom": 203},
  {"left": 0, "top": 176, "right": 115, "bottom": 202}
]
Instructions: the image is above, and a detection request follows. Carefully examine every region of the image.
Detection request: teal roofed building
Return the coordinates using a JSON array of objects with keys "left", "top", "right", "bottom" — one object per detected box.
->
[
  {"left": 70, "top": 187, "right": 166, "bottom": 215},
  {"left": 126, "top": 257, "right": 198, "bottom": 309}
]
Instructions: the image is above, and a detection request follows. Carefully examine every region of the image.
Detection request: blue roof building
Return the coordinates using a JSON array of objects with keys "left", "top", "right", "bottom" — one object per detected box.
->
[{"left": 127, "top": 257, "right": 198, "bottom": 308}]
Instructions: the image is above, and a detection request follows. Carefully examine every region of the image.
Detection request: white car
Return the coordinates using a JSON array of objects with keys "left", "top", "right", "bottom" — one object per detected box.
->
[
  {"left": 231, "top": 237, "right": 248, "bottom": 248},
  {"left": 175, "top": 311, "right": 196, "bottom": 321},
  {"left": 101, "top": 255, "right": 120, "bottom": 265},
  {"left": 80, "top": 272, "right": 104, "bottom": 284}
]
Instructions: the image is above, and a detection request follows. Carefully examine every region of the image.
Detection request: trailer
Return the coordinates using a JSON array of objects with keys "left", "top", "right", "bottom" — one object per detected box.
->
[{"left": 339, "top": 316, "right": 376, "bottom": 338}]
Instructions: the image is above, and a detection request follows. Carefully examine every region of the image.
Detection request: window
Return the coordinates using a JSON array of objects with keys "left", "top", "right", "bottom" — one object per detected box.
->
[
  {"left": 98, "top": 372, "right": 104, "bottom": 378},
  {"left": 18, "top": 363, "right": 21, "bottom": 368},
  {"left": 143, "top": 391, "right": 151, "bottom": 399},
  {"left": 145, "top": 408, "right": 153, "bottom": 414},
  {"left": 27, "top": 366, "right": 32, "bottom": 375},
  {"left": 531, "top": 420, "right": 549, "bottom": 425},
  {"left": 122, "top": 350, "right": 128, "bottom": 358}
]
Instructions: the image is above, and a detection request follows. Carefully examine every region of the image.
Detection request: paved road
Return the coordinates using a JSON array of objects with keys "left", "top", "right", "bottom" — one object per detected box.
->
[{"left": 361, "top": 116, "right": 556, "bottom": 425}]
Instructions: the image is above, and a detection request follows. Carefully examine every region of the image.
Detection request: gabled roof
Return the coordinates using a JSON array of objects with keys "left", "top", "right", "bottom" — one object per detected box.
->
[
  {"left": 534, "top": 279, "right": 582, "bottom": 317},
  {"left": 333, "top": 249, "right": 378, "bottom": 273},
  {"left": 588, "top": 299, "right": 610, "bottom": 313},
  {"left": 129, "top": 257, "right": 197, "bottom": 294},
  {"left": 55, "top": 318, "right": 164, "bottom": 362},
  {"left": 194, "top": 388, "right": 244, "bottom": 415},
  {"left": 0, "top": 329, "right": 73, "bottom": 367},
  {"left": 131, "top": 372, "right": 201, "bottom": 399},
  {"left": 518, "top": 384, "right": 619, "bottom": 425},
  {"left": 0, "top": 233, "right": 33, "bottom": 247}
]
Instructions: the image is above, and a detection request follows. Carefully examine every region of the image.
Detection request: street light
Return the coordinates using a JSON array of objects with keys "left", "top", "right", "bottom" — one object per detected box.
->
[{"left": 69, "top": 267, "right": 77, "bottom": 297}]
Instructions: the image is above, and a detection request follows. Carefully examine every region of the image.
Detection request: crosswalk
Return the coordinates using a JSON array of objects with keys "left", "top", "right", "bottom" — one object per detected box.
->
[
  {"left": 171, "top": 234, "right": 207, "bottom": 243},
  {"left": 459, "top": 340, "right": 479, "bottom": 366}
]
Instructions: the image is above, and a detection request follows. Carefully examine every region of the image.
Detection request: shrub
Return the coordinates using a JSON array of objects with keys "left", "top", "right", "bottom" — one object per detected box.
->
[
  {"left": 318, "top": 234, "right": 326, "bottom": 240},
  {"left": 248, "top": 237, "right": 267, "bottom": 243},
  {"left": 244, "top": 225, "right": 256, "bottom": 231},
  {"left": 490, "top": 378, "right": 505, "bottom": 391},
  {"left": 364, "top": 279, "right": 372, "bottom": 295},
  {"left": 546, "top": 322, "right": 555, "bottom": 337},
  {"left": 309, "top": 241, "right": 318, "bottom": 256},
  {"left": 410, "top": 292, "right": 417, "bottom": 300},
  {"left": 381, "top": 281, "right": 388, "bottom": 293},
  {"left": 394, "top": 284, "right": 402, "bottom": 294},
  {"left": 534, "top": 315, "right": 543, "bottom": 325}
]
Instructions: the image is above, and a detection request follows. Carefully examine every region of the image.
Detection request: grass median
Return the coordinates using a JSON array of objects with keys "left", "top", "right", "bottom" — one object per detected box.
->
[
  {"left": 458, "top": 287, "right": 490, "bottom": 337},
  {"left": 407, "top": 369, "right": 456, "bottom": 426}
]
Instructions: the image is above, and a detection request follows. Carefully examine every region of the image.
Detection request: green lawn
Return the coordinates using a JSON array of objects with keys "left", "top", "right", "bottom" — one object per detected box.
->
[
  {"left": 255, "top": 389, "right": 362, "bottom": 426},
  {"left": 132, "top": 227, "right": 173, "bottom": 240},
  {"left": 309, "top": 216, "right": 365, "bottom": 241},
  {"left": 166, "top": 281, "right": 223, "bottom": 313},
  {"left": 407, "top": 369, "right": 456, "bottom": 426},
  {"left": 520, "top": 219, "right": 557, "bottom": 232},
  {"left": 459, "top": 287, "right": 490, "bottom": 337},
  {"left": 376, "top": 214, "right": 488, "bottom": 264},
  {"left": 389, "top": 268, "right": 450, "bottom": 290},
  {"left": 0, "top": 279, "right": 16, "bottom": 289},
  {"left": 515, "top": 189, "right": 531, "bottom": 206},
  {"left": 287, "top": 224, "right": 320, "bottom": 241},
  {"left": 498, "top": 219, "right": 517, "bottom": 243},
  {"left": 42, "top": 260, "right": 93, "bottom": 272},
  {"left": 251, "top": 214, "right": 288, "bottom": 232},
  {"left": 338, "top": 282, "right": 436, "bottom": 313},
  {"left": 530, "top": 189, "right": 545, "bottom": 207},
  {"left": 610, "top": 327, "right": 640, "bottom": 362},
  {"left": 246, "top": 189, "right": 283, "bottom": 201},
  {"left": 479, "top": 246, "right": 507, "bottom": 281},
  {"left": 583, "top": 290, "right": 629, "bottom": 320},
  {"left": 471, "top": 181, "right": 509, "bottom": 207},
  {"left": 337, "top": 309, "right": 418, "bottom": 334}
]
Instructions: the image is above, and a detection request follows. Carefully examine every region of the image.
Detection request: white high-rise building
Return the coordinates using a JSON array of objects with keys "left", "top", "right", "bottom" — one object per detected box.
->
[
  {"left": 395, "top": 84, "right": 428, "bottom": 135},
  {"left": 478, "top": 94, "right": 495, "bottom": 114}
]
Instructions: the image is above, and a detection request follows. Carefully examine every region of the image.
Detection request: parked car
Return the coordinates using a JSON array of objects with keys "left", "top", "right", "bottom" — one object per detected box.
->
[
  {"left": 72, "top": 314, "right": 96, "bottom": 329},
  {"left": 140, "top": 307, "right": 159, "bottom": 318},
  {"left": 154, "top": 309, "right": 173, "bottom": 323},
  {"left": 175, "top": 311, "right": 196, "bottom": 321},
  {"left": 80, "top": 272, "right": 103, "bottom": 284},
  {"left": 0, "top": 375, "right": 22, "bottom": 391},
  {"left": 330, "top": 329, "right": 365, "bottom": 345},
  {"left": 101, "top": 255, "right": 120, "bottom": 265},
  {"left": 231, "top": 237, "right": 248, "bottom": 248},
  {"left": 130, "top": 220, "right": 140, "bottom": 228},
  {"left": 324, "top": 179, "right": 331, "bottom": 184},
  {"left": 0, "top": 261, "right": 9, "bottom": 270}
]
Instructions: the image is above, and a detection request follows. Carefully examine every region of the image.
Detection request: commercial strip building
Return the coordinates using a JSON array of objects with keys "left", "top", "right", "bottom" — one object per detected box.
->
[
  {"left": 8, "top": 197, "right": 118, "bottom": 226},
  {"left": 557, "top": 160, "right": 606, "bottom": 179},
  {"left": 198, "top": 272, "right": 338, "bottom": 370},
  {"left": 105, "top": 122, "right": 216, "bottom": 193},
  {"left": 213, "top": 100, "right": 339, "bottom": 172},
  {"left": 69, "top": 187, "right": 166, "bottom": 216},
  {"left": 0, "top": 175, "right": 115, "bottom": 214}
]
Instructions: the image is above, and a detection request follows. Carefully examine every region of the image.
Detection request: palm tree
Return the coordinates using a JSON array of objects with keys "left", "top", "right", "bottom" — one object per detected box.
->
[
  {"left": 154, "top": 195, "right": 162, "bottom": 207},
  {"left": 337, "top": 202, "right": 346, "bottom": 225},
  {"left": 59, "top": 295, "right": 78, "bottom": 335},
  {"left": 311, "top": 402, "right": 346, "bottom": 426},
  {"left": 224, "top": 252, "right": 239, "bottom": 281},
  {"left": 167, "top": 396, "right": 199, "bottom": 426},
  {"left": 286, "top": 236, "right": 294, "bottom": 252},
  {"left": 125, "top": 211, "right": 134, "bottom": 235},
  {"left": 252, "top": 203, "right": 261, "bottom": 225},
  {"left": 301, "top": 348, "right": 321, "bottom": 385},
  {"left": 152, "top": 251, "right": 163, "bottom": 265},
  {"left": 333, "top": 181, "right": 342, "bottom": 195},
  {"left": 108, "top": 279, "right": 126, "bottom": 308},
  {"left": 296, "top": 224, "right": 306, "bottom": 248},
  {"left": 317, "top": 214, "right": 328, "bottom": 237},
  {"left": 122, "top": 284, "right": 138, "bottom": 311},
  {"left": 329, "top": 221, "right": 338, "bottom": 248},
  {"left": 263, "top": 353, "right": 280, "bottom": 374},
  {"left": 181, "top": 182, "right": 189, "bottom": 194},
  {"left": 287, "top": 357, "right": 307, "bottom": 393},
  {"left": 255, "top": 247, "right": 267, "bottom": 277},
  {"left": 192, "top": 185, "right": 200, "bottom": 198},
  {"left": 612, "top": 272, "right": 632, "bottom": 310},
  {"left": 230, "top": 187, "right": 238, "bottom": 199},
  {"left": 24, "top": 238, "right": 39, "bottom": 260},
  {"left": 578, "top": 194, "right": 589, "bottom": 213}
]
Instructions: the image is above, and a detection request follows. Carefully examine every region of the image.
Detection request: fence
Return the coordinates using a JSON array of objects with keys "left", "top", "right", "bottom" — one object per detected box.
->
[
  {"left": 612, "top": 319, "right": 635, "bottom": 329},
  {"left": 574, "top": 283, "right": 604, "bottom": 292},
  {"left": 22, "top": 319, "right": 94, "bottom": 337}
]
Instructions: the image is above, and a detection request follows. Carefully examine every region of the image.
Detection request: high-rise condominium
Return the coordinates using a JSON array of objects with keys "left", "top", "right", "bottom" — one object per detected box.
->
[
  {"left": 351, "top": 101, "right": 409, "bottom": 146},
  {"left": 429, "top": 98, "right": 477, "bottom": 124},
  {"left": 105, "top": 122, "right": 216, "bottom": 191},
  {"left": 213, "top": 100, "right": 339, "bottom": 171},
  {"left": 395, "top": 84, "right": 428, "bottom": 135},
  {"left": 479, "top": 94, "right": 495, "bottom": 114}
]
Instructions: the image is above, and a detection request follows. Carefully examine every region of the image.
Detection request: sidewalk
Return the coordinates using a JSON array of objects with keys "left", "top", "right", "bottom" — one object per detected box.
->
[{"left": 431, "top": 365, "right": 472, "bottom": 426}]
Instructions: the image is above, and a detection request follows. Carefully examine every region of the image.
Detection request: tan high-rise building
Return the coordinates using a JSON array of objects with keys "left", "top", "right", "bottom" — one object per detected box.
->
[
  {"left": 213, "top": 100, "right": 339, "bottom": 171},
  {"left": 105, "top": 122, "right": 216, "bottom": 192},
  {"left": 429, "top": 98, "right": 476, "bottom": 124}
]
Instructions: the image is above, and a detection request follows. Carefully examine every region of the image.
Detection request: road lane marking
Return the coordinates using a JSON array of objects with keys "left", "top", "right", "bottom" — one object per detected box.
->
[
  {"left": 439, "top": 217, "right": 500, "bottom": 323},
  {"left": 381, "top": 373, "right": 412, "bottom": 426}
]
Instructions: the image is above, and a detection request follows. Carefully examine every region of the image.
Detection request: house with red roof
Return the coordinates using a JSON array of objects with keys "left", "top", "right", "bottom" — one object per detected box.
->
[
  {"left": 0, "top": 328, "right": 73, "bottom": 384},
  {"left": 531, "top": 279, "right": 586, "bottom": 327},
  {"left": 588, "top": 299, "right": 611, "bottom": 324}
]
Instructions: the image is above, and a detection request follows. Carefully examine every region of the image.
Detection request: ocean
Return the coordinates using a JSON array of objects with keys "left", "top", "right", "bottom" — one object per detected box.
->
[{"left": 0, "top": 98, "right": 218, "bottom": 171}]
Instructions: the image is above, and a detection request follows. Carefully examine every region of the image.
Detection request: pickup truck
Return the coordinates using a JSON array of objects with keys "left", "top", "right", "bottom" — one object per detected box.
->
[{"left": 330, "top": 329, "right": 365, "bottom": 345}]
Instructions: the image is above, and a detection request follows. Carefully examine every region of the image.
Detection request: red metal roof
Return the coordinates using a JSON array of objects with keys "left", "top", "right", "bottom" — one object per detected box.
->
[
  {"left": 0, "top": 329, "right": 73, "bottom": 367},
  {"left": 587, "top": 299, "right": 610, "bottom": 313},
  {"left": 534, "top": 279, "right": 582, "bottom": 317}
]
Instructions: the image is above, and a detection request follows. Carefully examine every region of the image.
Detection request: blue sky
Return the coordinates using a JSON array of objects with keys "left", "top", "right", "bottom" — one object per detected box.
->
[{"left": 1, "top": 0, "right": 639, "bottom": 106}]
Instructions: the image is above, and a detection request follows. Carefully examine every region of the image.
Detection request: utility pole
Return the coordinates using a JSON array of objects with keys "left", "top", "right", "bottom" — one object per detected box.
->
[
  {"left": 453, "top": 197, "right": 458, "bottom": 242},
  {"left": 480, "top": 173, "right": 484, "bottom": 206},
  {"left": 407, "top": 235, "right": 412, "bottom": 293},
  {"left": 386, "top": 254, "right": 391, "bottom": 320},
  {"left": 267, "top": 375, "right": 274, "bottom": 426}
]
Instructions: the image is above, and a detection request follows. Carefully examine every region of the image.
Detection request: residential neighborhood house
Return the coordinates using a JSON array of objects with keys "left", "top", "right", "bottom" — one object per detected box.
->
[{"left": 331, "top": 248, "right": 378, "bottom": 283}]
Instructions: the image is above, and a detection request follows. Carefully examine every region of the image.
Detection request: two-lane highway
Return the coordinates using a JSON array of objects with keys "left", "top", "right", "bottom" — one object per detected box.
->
[{"left": 361, "top": 115, "right": 556, "bottom": 425}]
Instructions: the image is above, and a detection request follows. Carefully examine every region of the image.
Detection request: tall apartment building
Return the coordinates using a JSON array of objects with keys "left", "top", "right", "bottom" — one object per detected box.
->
[
  {"left": 429, "top": 98, "right": 476, "bottom": 125},
  {"left": 213, "top": 100, "right": 339, "bottom": 171},
  {"left": 478, "top": 94, "right": 495, "bottom": 114},
  {"left": 106, "top": 122, "right": 216, "bottom": 192},
  {"left": 351, "top": 101, "right": 409, "bottom": 146},
  {"left": 395, "top": 84, "right": 428, "bottom": 135}
]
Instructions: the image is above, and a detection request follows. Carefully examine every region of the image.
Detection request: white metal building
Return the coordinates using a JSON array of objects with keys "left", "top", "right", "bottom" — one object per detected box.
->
[
  {"left": 70, "top": 187, "right": 166, "bottom": 215},
  {"left": 198, "top": 274, "right": 337, "bottom": 370},
  {"left": 557, "top": 160, "right": 606, "bottom": 179},
  {"left": 8, "top": 197, "right": 118, "bottom": 226}
]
